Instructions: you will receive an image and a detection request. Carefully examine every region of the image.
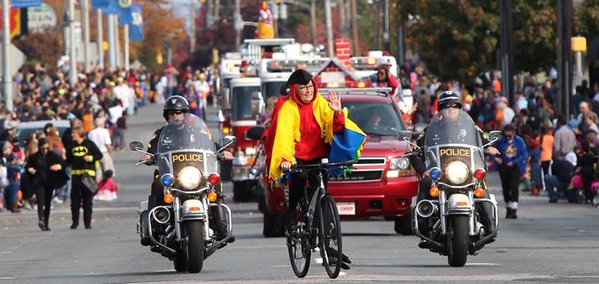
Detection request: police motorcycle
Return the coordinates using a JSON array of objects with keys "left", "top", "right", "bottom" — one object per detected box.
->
[
  {"left": 130, "top": 113, "right": 236, "bottom": 273},
  {"left": 400, "top": 109, "right": 501, "bottom": 267}
]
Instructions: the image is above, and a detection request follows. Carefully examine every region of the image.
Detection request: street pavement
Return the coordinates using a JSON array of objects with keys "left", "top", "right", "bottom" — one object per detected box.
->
[{"left": 1, "top": 102, "right": 599, "bottom": 283}]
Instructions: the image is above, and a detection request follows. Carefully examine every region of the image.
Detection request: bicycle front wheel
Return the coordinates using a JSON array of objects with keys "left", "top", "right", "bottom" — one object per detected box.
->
[
  {"left": 319, "top": 194, "right": 343, "bottom": 278},
  {"left": 287, "top": 216, "right": 311, "bottom": 278}
]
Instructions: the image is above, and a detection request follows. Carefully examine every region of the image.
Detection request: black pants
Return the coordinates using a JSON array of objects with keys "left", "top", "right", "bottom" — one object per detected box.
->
[
  {"left": 71, "top": 175, "right": 94, "bottom": 227},
  {"left": 35, "top": 185, "right": 54, "bottom": 225},
  {"left": 541, "top": 161, "right": 551, "bottom": 175},
  {"left": 287, "top": 158, "right": 325, "bottom": 213},
  {"left": 416, "top": 176, "right": 495, "bottom": 236},
  {"left": 499, "top": 164, "right": 520, "bottom": 204}
]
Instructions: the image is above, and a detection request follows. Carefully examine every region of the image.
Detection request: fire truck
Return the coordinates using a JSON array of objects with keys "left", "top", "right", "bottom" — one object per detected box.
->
[{"left": 220, "top": 38, "right": 298, "bottom": 201}]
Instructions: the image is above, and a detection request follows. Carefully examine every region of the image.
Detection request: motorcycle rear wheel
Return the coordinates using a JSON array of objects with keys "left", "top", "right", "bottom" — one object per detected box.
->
[
  {"left": 186, "top": 221, "right": 205, "bottom": 273},
  {"left": 447, "top": 215, "right": 469, "bottom": 267}
]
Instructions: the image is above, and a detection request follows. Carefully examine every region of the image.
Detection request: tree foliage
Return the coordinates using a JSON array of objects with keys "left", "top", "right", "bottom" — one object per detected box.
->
[
  {"left": 394, "top": 0, "right": 500, "bottom": 81},
  {"left": 394, "top": 0, "right": 563, "bottom": 81},
  {"left": 576, "top": 0, "right": 599, "bottom": 36}
]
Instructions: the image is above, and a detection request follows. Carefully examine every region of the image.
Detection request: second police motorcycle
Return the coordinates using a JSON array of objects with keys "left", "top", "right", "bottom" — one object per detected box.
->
[
  {"left": 131, "top": 113, "right": 236, "bottom": 273},
  {"left": 401, "top": 107, "right": 500, "bottom": 267}
]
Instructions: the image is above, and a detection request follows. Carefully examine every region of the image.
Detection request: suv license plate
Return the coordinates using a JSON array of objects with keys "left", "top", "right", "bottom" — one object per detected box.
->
[{"left": 336, "top": 202, "right": 355, "bottom": 215}]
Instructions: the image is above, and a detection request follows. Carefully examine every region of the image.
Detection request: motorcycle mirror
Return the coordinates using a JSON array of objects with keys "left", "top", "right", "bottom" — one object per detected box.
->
[
  {"left": 218, "top": 135, "right": 237, "bottom": 152},
  {"left": 488, "top": 130, "right": 502, "bottom": 142},
  {"left": 397, "top": 130, "right": 413, "bottom": 141},
  {"left": 129, "top": 140, "right": 145, "bottom": 151},
  {"left": 246, "top": 126, "right": 266, "bottom": 141}
]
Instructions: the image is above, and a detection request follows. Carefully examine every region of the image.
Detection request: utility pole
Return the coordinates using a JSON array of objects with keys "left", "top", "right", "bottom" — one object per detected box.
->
[
  {"left": 206, "top": 0, "right": 213, "bottom": 26},
  {"left": 324, "top": 0, "right": 334, "bottom": 57},
  {"left": 190, "top": 0, "right": 196, "bottom": 53},
  {"left": 500, "top": 0, "right": 514, "bottom": 107},
  {"left": 214, "top": 0, "right": 220, "bottom": 23},
  {"left": 68, "top": 0, "right": 78, "bottom": 84},
  {"left": 234, "top": 0, "right": 241, "bottom": 51},
  {"left": 97, "top": 9, "right": 104, "bottom": 69},
  {"left": 383, "top": 0, "right": 390, "bottom": 52},
  {"left": 115, "top": 15, "right": 121, "bottom": 68},
  {"left": 2, "top": 0, "right": 12, "bottom": 111},
  {"left": 108, "top": 14, "right": 116, "bottom": 68},
  {"left": 338, "top": 0, "right": 347, "bottom": 37},
  {"left": 124, "top": 24, "right": 129, "bottom": 70},
  {"left": 81, "top": 0, "right": 90, "bottom": 72},
  {"left": 557, "top": 0, "right": 573, "bottom": 117},
  {"left": 310, "top": 0, "right": 317, "bottom": 45},
  {"left": 350, "top": 0, "right": 359, "bottom": 55}
]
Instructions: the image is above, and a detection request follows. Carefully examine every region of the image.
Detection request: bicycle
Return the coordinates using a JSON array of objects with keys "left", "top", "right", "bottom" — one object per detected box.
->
[{"left": 285, "top": 159, "right": 354, "bottom": 279}]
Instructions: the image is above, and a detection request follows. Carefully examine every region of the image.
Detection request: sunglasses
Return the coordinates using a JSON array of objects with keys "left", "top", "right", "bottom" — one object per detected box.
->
[
  {"left": 378, "top": 72, "right": 386, "bottom": 75},
  {"left": 443, "top": 104, "right": 461, "bottom": 109},
  {"left": 169, "top": 111, "right": 184, "bottom": 115}
]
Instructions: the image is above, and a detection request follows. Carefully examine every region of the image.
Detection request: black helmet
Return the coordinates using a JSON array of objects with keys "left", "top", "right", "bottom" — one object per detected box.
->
[
  {"left": 163, "top": 95, "right": 190, "bottom": 120},
  {"left": 437, "top": 91, "right": 462, "bottom": 110}
]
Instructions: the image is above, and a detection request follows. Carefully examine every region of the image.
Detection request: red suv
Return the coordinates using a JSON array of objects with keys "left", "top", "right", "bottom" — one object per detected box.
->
[{"left": 251, "top": 88, "right": 419, "bottom": 236}]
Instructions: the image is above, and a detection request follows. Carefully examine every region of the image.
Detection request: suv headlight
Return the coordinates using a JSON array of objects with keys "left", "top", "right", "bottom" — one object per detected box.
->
[
  {"left": 177, "top": 166, "right": 202, "bottom": 189},
  {"left": 387, "top": 157, "right": 412, "bottom": 178},
  {"left": 445, "top": 160, "right": 469, "bottom": 184}
]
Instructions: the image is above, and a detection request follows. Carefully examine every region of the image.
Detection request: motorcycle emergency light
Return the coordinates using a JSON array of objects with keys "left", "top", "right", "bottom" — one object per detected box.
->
[
  {"left": 429, "top": 186, "right": 440, "bottom": 198},
  {"left": 474, "top": 168, "right": 486, "bottom": 180},
  {"left": 430, "top": 167, "right": 442, "bottom": 180},
  {"left": 208, "top": 191, "right": 218, "bottom": 202},
  {"left": 161, "top": 174, "right": 175, "bottom": 187},
  {"left": 208, "top": 173, "right": 221, "bottom": 185},
  {"left": 164, "top": 192, "right": 174, "bottom": 204},
  {"left": 474, "top": 187, "right": 486, "bottom": 198}
]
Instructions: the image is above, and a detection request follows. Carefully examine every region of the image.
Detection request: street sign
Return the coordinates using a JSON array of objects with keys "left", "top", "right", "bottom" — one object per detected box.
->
[
  {"left": 0, "top": 43, "right": 26, "bottom": 75},
  {"left": 26, "top": 2, "right": 58, "bottom": 33}
]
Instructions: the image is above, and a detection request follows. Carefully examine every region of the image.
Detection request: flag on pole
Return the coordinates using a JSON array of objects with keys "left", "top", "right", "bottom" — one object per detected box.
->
[
  {"left": 128, "top": 4, "right": 143, "bottom": 41},
  {"left": 11, "top": 0, "right": 42, "bottom": 8},
  {"left": 117, "top": 0, "right": 133, "bottom": 24}
]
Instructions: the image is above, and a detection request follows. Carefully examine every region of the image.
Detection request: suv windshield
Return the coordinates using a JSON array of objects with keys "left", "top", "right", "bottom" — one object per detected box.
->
[
  {"left": 232, "top": 86, "right": 262, "bottom": 121},
  {"left": 344, "top": 101, "right": 405, "bottom": 136}
]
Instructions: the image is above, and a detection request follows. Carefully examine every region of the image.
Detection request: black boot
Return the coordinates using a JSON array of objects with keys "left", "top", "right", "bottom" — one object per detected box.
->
[
  {"left": 505, "top": 208, "right": 512, "bottom": 219},
  {"left": 508, "top": 208, "right": 518, "bottom": 219}
]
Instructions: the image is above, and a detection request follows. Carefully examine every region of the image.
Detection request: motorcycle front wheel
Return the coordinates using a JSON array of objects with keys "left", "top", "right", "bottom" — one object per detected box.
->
[
  {"left": 447, "top": 215, "right": 469, "bottom": 267},
  {"left": 319, "top": 195, "right": 343, "bottom": 279},
  {"left": 185, "top": 221, "right": 205, "bottom": 273}
]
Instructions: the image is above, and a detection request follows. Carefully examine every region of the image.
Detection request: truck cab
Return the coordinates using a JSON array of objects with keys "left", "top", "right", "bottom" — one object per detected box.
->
[{"left": 222, "top": 77, "right": 263, "bottom": 201}]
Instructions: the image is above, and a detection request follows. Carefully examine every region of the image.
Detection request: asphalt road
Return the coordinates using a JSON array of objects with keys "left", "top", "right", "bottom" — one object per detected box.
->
[{"left": 1, "top": 102, "right": 599, "bottom": 284}]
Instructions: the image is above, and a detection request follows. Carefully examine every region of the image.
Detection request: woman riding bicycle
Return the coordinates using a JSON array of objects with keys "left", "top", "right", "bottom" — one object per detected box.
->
[{"left": 267, "top": 69, "right": 362, "bottom": 270}]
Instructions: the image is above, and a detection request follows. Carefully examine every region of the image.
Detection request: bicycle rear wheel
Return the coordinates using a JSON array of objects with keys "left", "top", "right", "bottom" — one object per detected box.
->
[
  {"left": 319, "top": 194, "right": 343, "bottom": 278},
  {"left": 287, "top": 214, "right": 311, "bottom": 278}
]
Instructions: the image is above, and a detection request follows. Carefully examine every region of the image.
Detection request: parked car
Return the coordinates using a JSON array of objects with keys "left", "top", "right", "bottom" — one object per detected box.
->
[{"left": 16, "top": 120, "right": 70, "bottom": 145}]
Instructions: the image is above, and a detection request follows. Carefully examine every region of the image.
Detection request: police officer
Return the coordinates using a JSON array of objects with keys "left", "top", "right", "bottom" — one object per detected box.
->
[
  {"left": 140, "top": 95, "right": 234, "bottom": 242},
  {"left": 409, "top": 91, "right": 498, "bottom": 249}
]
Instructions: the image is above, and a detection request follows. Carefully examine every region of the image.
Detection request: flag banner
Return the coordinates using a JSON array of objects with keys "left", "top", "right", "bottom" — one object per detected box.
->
[
  {"left": 12, "top": 0, "right": 42, "bottom": 8},
  {"left": 128, "top": 4, "right": 143, "bottom": 41},
  {"left": 93, "top": 0, "right": 118, "bottom": 14},
  {"left": 118, "top": 0, "right": 133, "bottom": 24}
]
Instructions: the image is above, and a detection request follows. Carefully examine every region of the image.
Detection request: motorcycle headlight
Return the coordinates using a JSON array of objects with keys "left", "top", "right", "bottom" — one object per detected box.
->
[
  {"left": 177, "top": 166, "right": 202, "bottom": 189},
  {"left": 445, "top": 160, "right": 469, "bottom": 184}
]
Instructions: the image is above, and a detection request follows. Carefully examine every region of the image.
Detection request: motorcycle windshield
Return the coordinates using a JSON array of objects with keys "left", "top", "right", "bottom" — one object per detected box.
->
[
  {"left": 423, "top": 109, "right": 485, "bottom": 183},
  {"left": 156, "top": 114, "right": 218, "bottom": 187},
  {"left": 157, "top": 114, "right": 215, "bottom": 153}
]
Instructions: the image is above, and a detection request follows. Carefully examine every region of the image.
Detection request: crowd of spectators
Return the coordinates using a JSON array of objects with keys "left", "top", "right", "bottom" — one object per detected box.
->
[{"left": 399, "top": 62, "right": 599, "bottom": 206}]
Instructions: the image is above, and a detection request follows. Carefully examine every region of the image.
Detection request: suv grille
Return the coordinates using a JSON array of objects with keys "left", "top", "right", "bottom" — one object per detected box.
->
[{"left": 329, "top": 170, "right": 383, "bottom": 182}]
